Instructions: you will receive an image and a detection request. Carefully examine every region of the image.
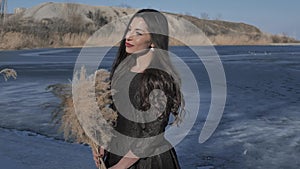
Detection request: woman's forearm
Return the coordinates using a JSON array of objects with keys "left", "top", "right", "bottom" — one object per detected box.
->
[{"left": 114, "top": 150, "right": 140, "bottom": 169}]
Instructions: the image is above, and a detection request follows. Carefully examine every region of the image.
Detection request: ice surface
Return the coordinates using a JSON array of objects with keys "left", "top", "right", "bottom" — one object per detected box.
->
[{"left": 1, "top": 46, "right": 300, "bottom": 168}]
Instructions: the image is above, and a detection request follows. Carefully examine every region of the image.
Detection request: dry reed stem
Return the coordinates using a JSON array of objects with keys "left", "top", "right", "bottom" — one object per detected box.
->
[{"left": 0, "top": 68, "right": 17, "bottom": 81}]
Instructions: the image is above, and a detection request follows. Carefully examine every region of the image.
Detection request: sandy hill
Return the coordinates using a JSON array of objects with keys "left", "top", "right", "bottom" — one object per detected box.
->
[
  {"left": 22, "top": 2, "right": 136, "bottom": 24},
  {"left": 0, "top": 2, "right": 298, "bottom": 50}
]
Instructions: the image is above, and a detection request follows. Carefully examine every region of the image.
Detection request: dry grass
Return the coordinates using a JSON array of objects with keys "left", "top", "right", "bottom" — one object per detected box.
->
[
  {"left": 210, "top": 33, "right": 272, "bottom": 45},
  {"left": 1, "top": 3, "right": 298, "bottom": 50},
  {"left": 0, "top": 68, "right": 17, "bottom": 81},
  {"left": 48, "top": 68, "right": 117, "bottom": 169}
]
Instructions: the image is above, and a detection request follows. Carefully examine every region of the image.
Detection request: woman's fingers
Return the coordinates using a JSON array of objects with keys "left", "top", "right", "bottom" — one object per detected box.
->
[
  {"left": 93, "top": 154, "right": 100, "bottom": 168},
  {"left": 92, "top": 146, "right": 106, "bottom": 168},
  {"left": 93, "top": 147, "right": 104, "bottom": 157},
  {"left": 99, "top": 146, "right": 105, "bottom": 157}
]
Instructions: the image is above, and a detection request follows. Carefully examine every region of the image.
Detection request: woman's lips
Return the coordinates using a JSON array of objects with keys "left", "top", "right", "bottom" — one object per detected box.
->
[{"left": 125, "top": 42, "right": 134, "bottom": 47}]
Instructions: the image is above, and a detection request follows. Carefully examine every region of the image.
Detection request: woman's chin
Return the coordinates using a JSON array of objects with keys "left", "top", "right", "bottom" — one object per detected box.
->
[
  {"left": 126, "top": 48, "right": 134, "bottom": 54},
  {"left": 126, "top": 49, "right": 150, "bottom": 55}
]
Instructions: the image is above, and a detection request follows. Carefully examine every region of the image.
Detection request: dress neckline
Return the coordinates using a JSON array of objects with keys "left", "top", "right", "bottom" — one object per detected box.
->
[{"left": 129, "top": 69, "right": 144, "bottom": 74}]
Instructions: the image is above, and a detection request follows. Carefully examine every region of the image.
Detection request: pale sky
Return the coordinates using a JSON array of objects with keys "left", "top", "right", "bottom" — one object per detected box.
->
[{"left": 7, "top": 0, "right": 300, "bottom": 39}]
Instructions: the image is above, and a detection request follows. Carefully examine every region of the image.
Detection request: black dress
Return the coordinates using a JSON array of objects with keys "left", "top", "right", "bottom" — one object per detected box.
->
[{"left": 104, "top": 69, "right": 181, "bottom": 169}]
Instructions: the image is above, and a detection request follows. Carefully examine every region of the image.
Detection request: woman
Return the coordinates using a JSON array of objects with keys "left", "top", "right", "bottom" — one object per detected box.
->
[{"left": 93, "top": 9, "right": 184, "bottom": 169}]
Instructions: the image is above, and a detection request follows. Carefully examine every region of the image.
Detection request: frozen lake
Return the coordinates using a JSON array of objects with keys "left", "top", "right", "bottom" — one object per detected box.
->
[{"left": 0, "top": 45, "right": 300, "bottom": 169}]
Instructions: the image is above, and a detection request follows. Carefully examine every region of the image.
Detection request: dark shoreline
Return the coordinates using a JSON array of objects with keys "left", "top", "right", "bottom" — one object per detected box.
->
[{"left": 2, "top": 43, "right": 300, "bottom": 52}]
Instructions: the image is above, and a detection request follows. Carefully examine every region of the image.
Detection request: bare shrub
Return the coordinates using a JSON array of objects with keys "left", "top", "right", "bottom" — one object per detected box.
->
[
  {"left": 1, "top": 13, "right": 23, "bottom": 32},
  {"left": 271, "top": 33, "right": 299, "bottom": 43},
  {"left": 90, "top": 9, "right": 108, "bottom": 28},
  {"left": 200, "top": 12, "right": 210, "bottom": 20},
  {"left": 62, "top": 3, "right": 87, "bottom": 33}
]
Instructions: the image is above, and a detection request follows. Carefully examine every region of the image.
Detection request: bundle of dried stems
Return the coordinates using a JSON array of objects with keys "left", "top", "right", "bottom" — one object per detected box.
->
[
  {"left": 0, "top": 68, "right": 17, "bottom": 81},
  {"left": 48, "top": 67, "right": 117, "bottom": 169}
]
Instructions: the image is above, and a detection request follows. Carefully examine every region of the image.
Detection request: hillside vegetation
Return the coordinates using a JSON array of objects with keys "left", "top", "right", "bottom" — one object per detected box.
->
[{"left": 0, "top": 2, "right": 298, "bottom": 50}]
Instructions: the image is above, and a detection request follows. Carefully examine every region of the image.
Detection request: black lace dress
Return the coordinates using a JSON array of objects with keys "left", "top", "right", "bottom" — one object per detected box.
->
[{"left": 104, "top": 69, "right": 181, "bottom": 169}]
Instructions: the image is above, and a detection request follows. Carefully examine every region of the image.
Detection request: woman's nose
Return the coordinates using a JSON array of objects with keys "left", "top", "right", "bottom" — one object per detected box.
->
[{"left": 125, "top": 30, "right": 134, "bottom": 40}]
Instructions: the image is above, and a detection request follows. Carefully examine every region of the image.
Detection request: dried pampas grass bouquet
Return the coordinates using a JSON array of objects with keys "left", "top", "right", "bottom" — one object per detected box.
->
[{"left": 48, "top": 67, "right": 117, "bottom": 169}]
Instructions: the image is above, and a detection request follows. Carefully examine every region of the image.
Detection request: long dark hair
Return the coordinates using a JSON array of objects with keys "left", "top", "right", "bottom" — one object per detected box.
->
[{"left": 110, "top": 9, "right": 184, "bottom": 124}]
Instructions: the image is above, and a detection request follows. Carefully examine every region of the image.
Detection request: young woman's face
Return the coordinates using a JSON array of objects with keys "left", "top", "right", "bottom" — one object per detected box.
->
[{"left": 125, "top": 17, "right": 152, "bottom": 54}]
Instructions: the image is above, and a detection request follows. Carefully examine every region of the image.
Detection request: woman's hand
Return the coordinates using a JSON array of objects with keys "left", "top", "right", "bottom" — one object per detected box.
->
[
  {"left": 92, "top": 146, "right": 105, "bottom": 168},
  {"left": 107, "top": 150, "right": 139, "bottom": 169}
]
